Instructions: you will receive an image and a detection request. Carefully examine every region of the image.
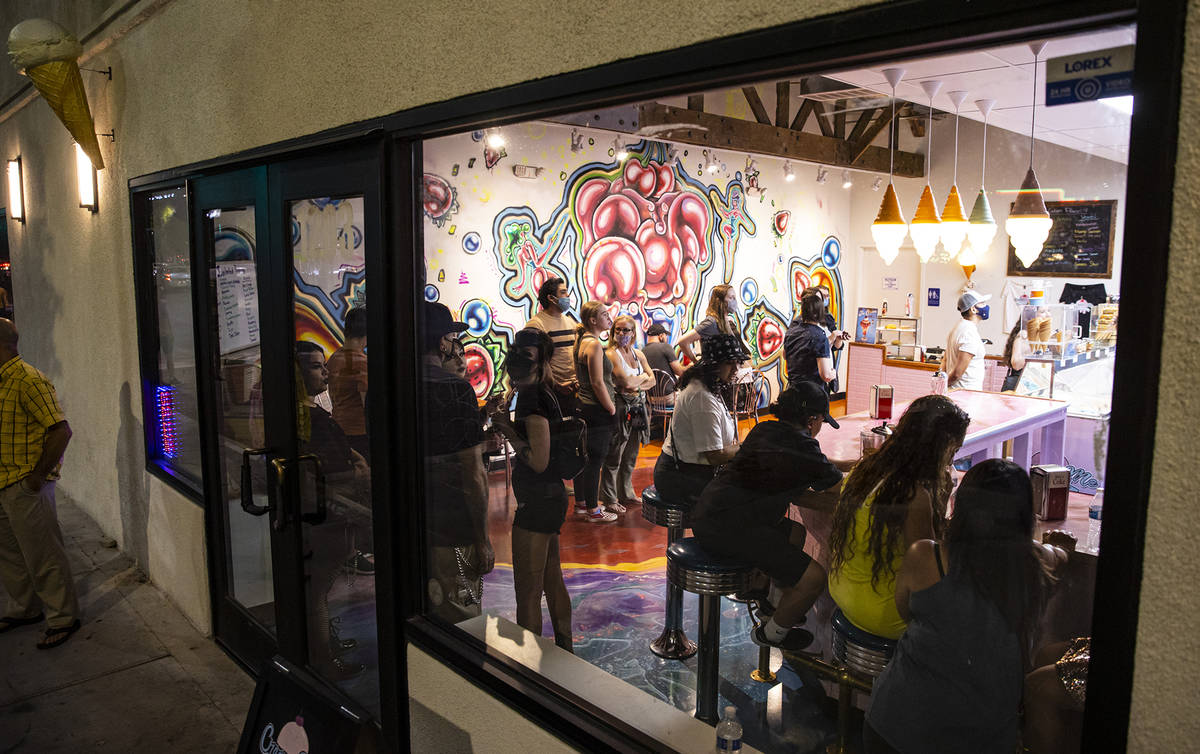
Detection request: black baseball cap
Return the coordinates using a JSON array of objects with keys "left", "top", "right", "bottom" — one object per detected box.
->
[
  {"left": 422, "top": 302, "right": 468, "bottom": 348},
  {"left": 646, "top": 322, "right": 669, "bottom": 337},
  {"left": 777, "top": 381, "right": 840, "bottom": 429}
]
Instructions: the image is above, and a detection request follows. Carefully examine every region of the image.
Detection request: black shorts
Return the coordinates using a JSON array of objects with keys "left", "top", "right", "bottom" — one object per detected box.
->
[{"left": 693, "top": 516, "right": 811, "bottom": 587}]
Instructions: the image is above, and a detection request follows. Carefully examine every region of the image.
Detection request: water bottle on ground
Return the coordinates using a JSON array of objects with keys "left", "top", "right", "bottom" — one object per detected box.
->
[
  {"left": 1086, "top": 487, "right": 1104, "bottom": 553},
  {"left": 716, "top": 705, "right": 742, "bottom": 752}
]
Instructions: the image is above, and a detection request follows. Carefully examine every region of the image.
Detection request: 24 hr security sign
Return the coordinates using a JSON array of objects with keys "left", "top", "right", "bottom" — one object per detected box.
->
[{"left": 1045, "top": 45, "right": 1134, "bottom": 106}]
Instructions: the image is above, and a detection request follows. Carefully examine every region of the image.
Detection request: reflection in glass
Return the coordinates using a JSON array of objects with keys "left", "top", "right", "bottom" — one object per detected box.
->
[
  {"left": 144, "top": 187, "right": 203, "bottom": 483},
  {"left": 289, "top": 196, "right": 379, "bottom": 716}
]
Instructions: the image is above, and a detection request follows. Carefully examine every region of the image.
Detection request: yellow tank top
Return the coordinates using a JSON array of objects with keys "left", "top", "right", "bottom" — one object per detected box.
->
[{"left": 827, "top": 491, "right": 908, "bottom": 640}]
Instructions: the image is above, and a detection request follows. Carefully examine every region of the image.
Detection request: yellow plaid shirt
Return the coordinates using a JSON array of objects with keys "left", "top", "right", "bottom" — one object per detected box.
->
[{"left": 0, "top": 356, "right": 66, "bottom": 488}]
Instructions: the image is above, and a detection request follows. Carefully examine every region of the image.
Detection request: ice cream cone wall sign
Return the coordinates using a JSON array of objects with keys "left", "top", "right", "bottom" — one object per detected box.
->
[{"left": 8, "top": 19, "right": 104, "bottom": 170}]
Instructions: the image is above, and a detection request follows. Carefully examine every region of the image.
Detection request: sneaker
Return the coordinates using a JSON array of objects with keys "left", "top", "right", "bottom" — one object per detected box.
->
[
  {"left": 575, "top": 504, "right": 590, "bottom": 515},
  {"left": 751, "top": 624, "right": 814, "bottom": 652},
  {"left": 604, "top": 501, "right": 627, "bottom": 514},
  {"left": 586, "top": 508, "right": 619, "bottom": 523},
  {"left": 347, "top": 551, "right": 375, "bottom": 575}
]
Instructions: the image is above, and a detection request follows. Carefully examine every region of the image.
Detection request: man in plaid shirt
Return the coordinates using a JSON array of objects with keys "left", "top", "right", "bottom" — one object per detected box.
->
[{"left": 0, "top": 319, "right": 80, "bottom": 649}]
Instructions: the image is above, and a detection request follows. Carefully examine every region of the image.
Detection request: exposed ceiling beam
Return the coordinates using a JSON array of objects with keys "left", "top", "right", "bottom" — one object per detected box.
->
[
  {"left": 638, "top": 102, "right": 924, "bottom": 178},
  {"left": 775, "top": 82, "right": 790, "bottom": 128},
  {"left": 849, "top": 107, "right": 903, "bottom": 165},
  {"left": 687, "top": 94, "right": 704, "bottom": 112},
  {"left": 742, "top": 87, "right": 772, "bottom": 125}
]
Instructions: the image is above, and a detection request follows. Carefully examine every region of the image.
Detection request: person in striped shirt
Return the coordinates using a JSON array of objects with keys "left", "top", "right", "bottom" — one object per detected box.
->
[
  {"left": 0, "top": 318, "right": 80, "bottom": 649},
  {"left": 525, "top": 277, "right": 579, "bottom": 416}
]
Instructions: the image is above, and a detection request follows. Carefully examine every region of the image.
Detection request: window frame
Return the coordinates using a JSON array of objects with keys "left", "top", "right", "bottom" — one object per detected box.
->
[
  {"left": 392, "top": 1, "right": 1180, "bottom": 752},
  {"left": 130, "top": 178, "right": 206, "bottom": 502}
]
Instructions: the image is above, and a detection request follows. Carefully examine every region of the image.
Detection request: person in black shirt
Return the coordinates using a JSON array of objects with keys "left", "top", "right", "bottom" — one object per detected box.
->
[
  {"left": 420, "top": 302, "right": 494, "bottom": 625},
  {"left": 295, "top": 341, "right": 372, "bottom": 679},
  {"left": 491, "top": 328, "right": 574, "bottom": 651},
  {"left": 784, "top": 293, "right": 837, "bottom": 390},
  {"left": 692, "top": 381, "right": 843, "bottom": 651}
]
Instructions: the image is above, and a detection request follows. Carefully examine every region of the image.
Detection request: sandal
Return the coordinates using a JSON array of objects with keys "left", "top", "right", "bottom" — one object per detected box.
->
[
  {"left": 0, "top": 612, "right": 44, "bottom": 633},
  {"left": 604, "top": 501, "right": 627, "bottom": 514},
  {"left": 36, "top": 619, "right": 81, "bottom": 650}
]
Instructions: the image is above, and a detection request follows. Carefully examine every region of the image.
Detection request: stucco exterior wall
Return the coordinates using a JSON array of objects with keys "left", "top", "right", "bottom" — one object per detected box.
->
[{"left": 0, "top": 0, "right": 1196, "bottom": 748}]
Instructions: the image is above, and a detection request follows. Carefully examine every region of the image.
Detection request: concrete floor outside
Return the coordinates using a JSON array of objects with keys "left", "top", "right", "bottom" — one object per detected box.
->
[{"left": 0, "top": 499, "right": 255, "bottom": 753}]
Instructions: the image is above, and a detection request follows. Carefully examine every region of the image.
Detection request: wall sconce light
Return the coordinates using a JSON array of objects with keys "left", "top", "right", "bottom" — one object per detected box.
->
[
  {"left": 872, "top": 176, "right": 883, "bottom": 191},
  {"left": 485, "top": 128, "right": 505, "bottom": 149},
  {"left": 703, "top": 149, "right": 720, "bottom": 174},
  {"left": 75, "top": 143, "right": 97, "bottom": 212},
  {"left": 6, "top": 157, "right": 24, "bottom": 222},
  {"left": 815, "top": 166, "right": 829, "bottom": 184},
  {"left": 783, "top": 161, "right": 795, "bottom": 182},
  {"left": 841, "top": 170, "right": 853, "bottom": 189}
]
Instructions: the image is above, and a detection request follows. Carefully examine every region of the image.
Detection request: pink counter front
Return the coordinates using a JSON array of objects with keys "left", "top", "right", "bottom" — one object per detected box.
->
[
  {"left": 818, "top": 389, "right": 1068, "bottom": 471},
  {"left": 845, "top": 342, "right": 1007, "bottom": 414}
]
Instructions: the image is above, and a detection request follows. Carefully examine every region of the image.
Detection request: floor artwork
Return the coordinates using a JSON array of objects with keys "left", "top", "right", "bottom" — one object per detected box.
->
[{"left": 482, "top": 563, "right": 849, "bottom": 754}]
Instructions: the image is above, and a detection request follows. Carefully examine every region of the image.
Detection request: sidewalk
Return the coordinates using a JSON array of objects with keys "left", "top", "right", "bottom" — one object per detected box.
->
[{"left": 0, "top": 499, "right": 255, "bottom": 753}]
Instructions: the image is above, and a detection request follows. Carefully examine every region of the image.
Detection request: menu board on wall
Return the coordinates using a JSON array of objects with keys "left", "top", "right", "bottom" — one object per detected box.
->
[
  {"left": 216, "top": 263, "right": 260, "bottom": 354},
  {"left": 1006, "top": 199, "right": 1117, "bottom": 278}
]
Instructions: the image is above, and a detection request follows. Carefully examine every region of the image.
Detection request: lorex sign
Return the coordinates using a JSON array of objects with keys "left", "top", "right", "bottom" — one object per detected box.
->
[{"left": 1045, "top": 45, "right": 1134, "bottom": 106}]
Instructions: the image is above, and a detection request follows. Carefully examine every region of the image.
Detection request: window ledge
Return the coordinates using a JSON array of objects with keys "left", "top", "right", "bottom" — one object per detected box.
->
[{"left": 457, "top": 614, "right": 761, "bottom": 753}]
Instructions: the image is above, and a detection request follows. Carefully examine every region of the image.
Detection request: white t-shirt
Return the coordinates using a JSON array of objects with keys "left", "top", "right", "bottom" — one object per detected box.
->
[
  {"left": 947, "top": 319, "right": 986, "bottom": 390},
  {"left": 662, "top": 381, "right": 736, "bottom": 464}
]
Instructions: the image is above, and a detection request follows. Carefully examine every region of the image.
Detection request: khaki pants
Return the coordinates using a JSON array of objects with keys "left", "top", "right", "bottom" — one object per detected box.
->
[{"left": 0, "top": 480, "right": 79, "bottom": 628}]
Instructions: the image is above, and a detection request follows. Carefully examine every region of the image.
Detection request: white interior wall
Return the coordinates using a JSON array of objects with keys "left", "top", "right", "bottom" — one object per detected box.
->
[{"left": 846, "top": 113, "right": 1126, "bottom": 355}]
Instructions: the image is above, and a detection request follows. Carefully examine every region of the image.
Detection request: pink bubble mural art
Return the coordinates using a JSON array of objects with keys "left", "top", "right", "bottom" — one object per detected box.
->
[{"left": 490, "top": 141, "right": 743, "bottom": 329}]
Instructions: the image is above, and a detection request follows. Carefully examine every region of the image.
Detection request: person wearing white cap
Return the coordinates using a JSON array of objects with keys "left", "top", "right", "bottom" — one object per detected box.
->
[{"left": 943, "top": 290, "right": 992, "bottom": 391}]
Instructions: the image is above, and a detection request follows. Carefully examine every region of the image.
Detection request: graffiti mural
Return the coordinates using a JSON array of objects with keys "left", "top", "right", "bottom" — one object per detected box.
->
[{"left": 421, "top": 124, "right": 848, "bottom": 403}]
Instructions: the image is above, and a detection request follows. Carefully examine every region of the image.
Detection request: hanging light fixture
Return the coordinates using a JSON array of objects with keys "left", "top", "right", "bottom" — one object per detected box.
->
[
  {"left": 870, "top": 67, "right": 907, "bottom": 266},
  {"left": 938, "top": 90, "right": 969, "bottom": 258},
  {"left": 1007, "top": 42, "right": 1054, "bottom": 268},
  {"left": 966, "top": 98, "right": 998, "bottom": 258},
  {"left": 909, "top": 79, "right": 944, "bottom": 263}
]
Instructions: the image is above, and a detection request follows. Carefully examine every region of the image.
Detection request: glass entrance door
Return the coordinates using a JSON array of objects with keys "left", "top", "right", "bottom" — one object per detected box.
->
[{"left": 198, "top": 150, "right": 383, "bottom": 719}]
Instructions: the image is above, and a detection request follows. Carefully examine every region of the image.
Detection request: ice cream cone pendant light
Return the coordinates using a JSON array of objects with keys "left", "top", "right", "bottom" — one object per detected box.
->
[
  {"left": 939, "top": 90, "right": 970, "bottom": 258},
  {"left": 7, "top": 19, "right": 105, "bottom": 170},
  {"left": 966, "top": 98, "right": 998, "bottom": 259},
  {"left": 909, "top": 79, "right": 943, "bottom": 263},
  {"left": 870, "top": 67, "right": 908, "bottom": 265},
  {"left": 1007, "top": 42, "right": 1053, "bottom": 268}
]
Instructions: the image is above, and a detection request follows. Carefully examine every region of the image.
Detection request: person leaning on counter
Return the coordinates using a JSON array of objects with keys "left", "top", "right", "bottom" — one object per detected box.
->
[{"left": 943, "top": 290, "right": 991, "bottom": 391}]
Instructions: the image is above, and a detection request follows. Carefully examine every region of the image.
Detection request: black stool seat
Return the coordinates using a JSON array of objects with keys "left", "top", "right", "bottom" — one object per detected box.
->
[
  {"left": 641, "top": 485, "right": 691, "bottom": 528},
  {"left": 667, "top": 537, "right": 752, "bottom": 596},
  {"left": 831, "top": 607, "right": 897, "bottom": 679}
]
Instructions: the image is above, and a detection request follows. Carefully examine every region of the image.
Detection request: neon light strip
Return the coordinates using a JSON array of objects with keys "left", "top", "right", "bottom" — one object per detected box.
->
[{"left": 155, "top": 385, "right": 179, "bottom": 459}]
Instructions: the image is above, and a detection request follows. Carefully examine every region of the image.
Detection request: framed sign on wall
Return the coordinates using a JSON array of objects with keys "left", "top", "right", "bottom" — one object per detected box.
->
[{"left": 1007, "top": 199, "right": 1117, "bottom": 278}]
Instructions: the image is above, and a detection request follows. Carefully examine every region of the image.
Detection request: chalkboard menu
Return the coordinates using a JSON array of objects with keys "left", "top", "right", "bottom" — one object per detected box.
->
[
  {"left": 1006, "top": 199, "right": 1117, "bottom": 278},
  {"left": 238, "top": 656, "right": 364, "bottom": 754}
]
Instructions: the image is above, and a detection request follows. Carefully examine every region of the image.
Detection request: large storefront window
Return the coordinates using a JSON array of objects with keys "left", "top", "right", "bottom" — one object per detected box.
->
[
  {"left": 133, "top": 185, "right": 204, "bottom": 491},
  {"left": 416, "top": 22, "right": 1133, "bottom": 752}
]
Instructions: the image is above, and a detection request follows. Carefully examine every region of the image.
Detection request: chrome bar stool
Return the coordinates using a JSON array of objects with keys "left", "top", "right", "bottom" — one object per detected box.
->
[
  {"left": 667, "top": 537, "right": 752, "bottom": 723},
  {"left": 831, "top": 607, "right": 897, "bottom": 679},
  {"left": 642, "top": 485, "right": 697, "bottom": 660}
]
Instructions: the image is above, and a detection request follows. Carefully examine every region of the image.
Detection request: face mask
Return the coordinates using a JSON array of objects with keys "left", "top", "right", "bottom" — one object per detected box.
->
[
  {"left": 616, "top": 334, "right": 633, "bottom": 347},
  {"left": 556, "top": 296, "right": 571, "bottom": 312},
  {"left": 505, "top": 352, "right": 538, "bottom": 381},
  {"left": 976, "top": 304, "right": 990, "bottom": 320}
]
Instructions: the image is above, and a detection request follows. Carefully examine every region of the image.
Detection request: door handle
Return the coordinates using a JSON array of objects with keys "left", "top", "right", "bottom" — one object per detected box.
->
[
  {"left": 295, "top": 453, "right": 327, "bottom": 525},
  {"left": 240, "top": 448, "right": 273, "bottom": 516}
]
